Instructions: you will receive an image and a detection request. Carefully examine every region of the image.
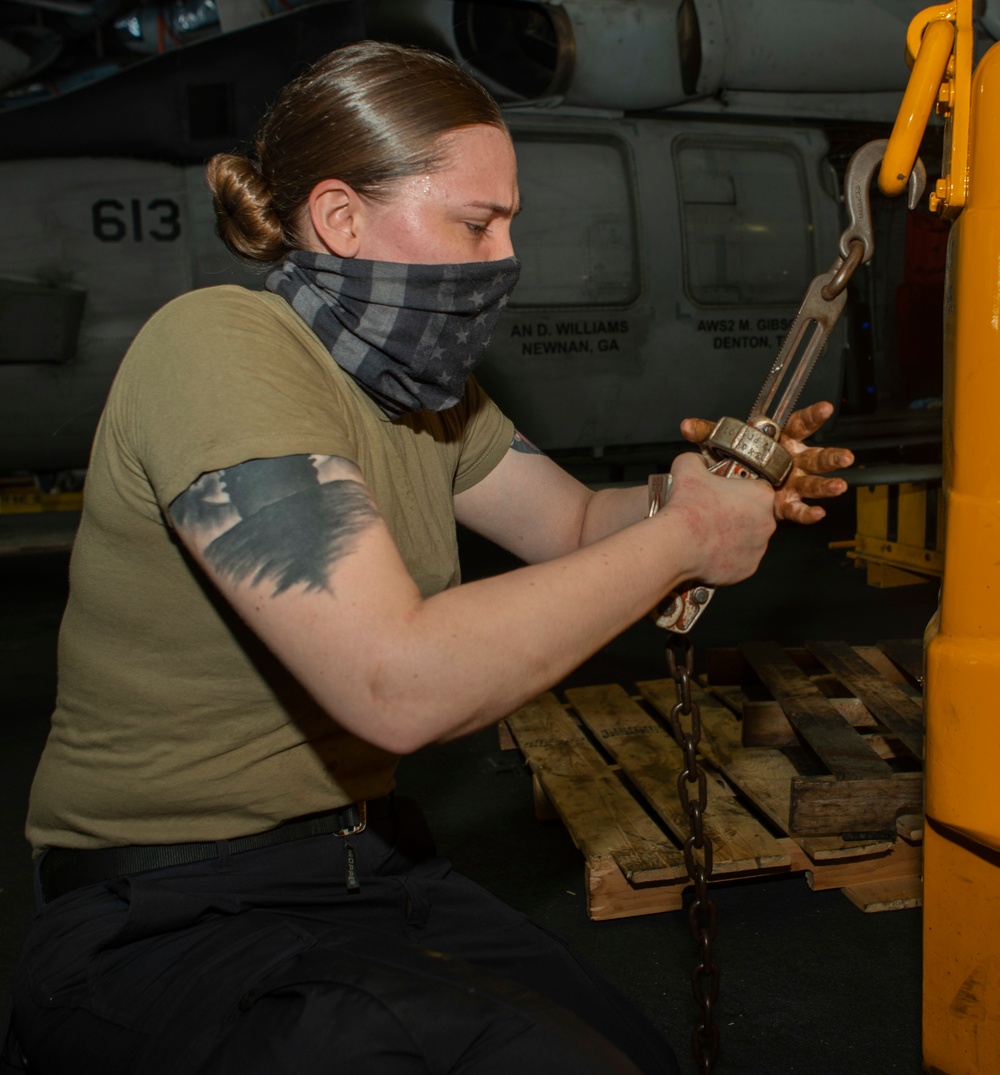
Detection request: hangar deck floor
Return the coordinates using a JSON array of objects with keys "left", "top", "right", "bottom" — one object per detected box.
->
[{"left": 1, "top": 490, "right": 938, "bottom": 1074}]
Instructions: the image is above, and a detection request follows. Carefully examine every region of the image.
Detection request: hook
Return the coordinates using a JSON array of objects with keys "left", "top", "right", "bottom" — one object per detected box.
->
[{"left": 839, "top": 139, "right": 927, "bottom": 263}]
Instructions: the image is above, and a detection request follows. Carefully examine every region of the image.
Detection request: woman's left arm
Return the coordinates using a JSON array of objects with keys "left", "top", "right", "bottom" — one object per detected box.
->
[
  {"left": 453, "top": 433, "right": 640, "bottom": 563},
  {"left": 455, "top": 402, "right": 854, "bottom": 559}
]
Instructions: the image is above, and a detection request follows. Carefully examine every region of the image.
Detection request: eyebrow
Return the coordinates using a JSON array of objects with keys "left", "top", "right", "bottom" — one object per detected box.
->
[{"left": 466, "top": 200, "right": 522, "bottom": 218}]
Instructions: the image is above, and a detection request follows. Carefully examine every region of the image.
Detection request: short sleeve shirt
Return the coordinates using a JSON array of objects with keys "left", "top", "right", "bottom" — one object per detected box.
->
[{"left": 27, "top": 286, "right": 514, "bottom": 851}]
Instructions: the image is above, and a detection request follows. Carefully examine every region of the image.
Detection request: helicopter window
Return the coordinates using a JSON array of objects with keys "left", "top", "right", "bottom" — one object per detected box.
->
[
  {"left": 0, "top": 278, "right": 85, "bottom": 365},
  {"left": 675, "top": 139, "right": 812, "bottom": 306},
  {"left": 509, "top": 135, "right": 638, "bottom": 308}
]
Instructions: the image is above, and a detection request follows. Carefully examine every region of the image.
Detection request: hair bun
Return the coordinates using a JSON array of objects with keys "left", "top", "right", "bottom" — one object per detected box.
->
[{"left": 206, "top": 152, "right": 288, "bottom": 263}]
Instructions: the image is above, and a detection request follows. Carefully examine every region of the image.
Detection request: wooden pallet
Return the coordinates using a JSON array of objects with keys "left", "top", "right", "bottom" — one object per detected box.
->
[{"left": 502, "top": 640, "right": 924, "bottom": 921}]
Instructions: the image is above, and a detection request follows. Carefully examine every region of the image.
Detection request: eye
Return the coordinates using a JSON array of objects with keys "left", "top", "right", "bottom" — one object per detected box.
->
[{"left": 464, "top": 221, "right": 489, "bottom": 236}]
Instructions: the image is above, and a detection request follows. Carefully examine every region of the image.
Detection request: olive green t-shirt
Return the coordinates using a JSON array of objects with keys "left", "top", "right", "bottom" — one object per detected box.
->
[{"left": 27, "top": 286, "right": 514, "bottom": 852}]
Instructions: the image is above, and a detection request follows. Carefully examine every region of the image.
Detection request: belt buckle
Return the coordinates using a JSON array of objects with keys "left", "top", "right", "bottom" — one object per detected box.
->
[{"left": 335, "top": 801, "right": 367, "bottom": 837}]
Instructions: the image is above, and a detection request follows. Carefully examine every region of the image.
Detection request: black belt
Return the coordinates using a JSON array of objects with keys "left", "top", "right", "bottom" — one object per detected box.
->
[{"left": 39, "top": 800, "right": 376, "bottom": 904}]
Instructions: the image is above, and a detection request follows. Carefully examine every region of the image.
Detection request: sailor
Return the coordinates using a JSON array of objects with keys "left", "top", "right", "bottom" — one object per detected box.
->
[{"left": 6, "top": 40, "right": 851, "bottom": 1073}]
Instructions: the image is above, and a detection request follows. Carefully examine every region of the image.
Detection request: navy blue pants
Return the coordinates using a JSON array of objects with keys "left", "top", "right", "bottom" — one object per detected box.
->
[{"left": 9, "top": 799, "right": 680, "bottom": 1074}]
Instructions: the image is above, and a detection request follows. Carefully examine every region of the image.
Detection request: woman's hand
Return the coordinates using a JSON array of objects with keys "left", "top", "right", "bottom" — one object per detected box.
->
[
  {"left": 680, "top": 400, "right": 853, "bottom": 525},
  {"left": 663, "top": 451, "right": 777, "bottom": 587}
]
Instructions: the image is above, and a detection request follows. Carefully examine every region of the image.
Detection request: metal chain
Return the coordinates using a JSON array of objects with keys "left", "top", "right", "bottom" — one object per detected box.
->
[{"left": 665, "top": 633, "right": 719, "bottom": 1074}]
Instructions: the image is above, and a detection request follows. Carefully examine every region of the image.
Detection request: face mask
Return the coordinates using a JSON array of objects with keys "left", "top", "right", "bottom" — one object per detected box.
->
[{"left": 265, "top": 250, "right": 521, "bottom": 418}]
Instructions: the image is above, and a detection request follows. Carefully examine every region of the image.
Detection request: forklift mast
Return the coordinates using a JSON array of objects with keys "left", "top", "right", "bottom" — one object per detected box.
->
[{"left": 906, "top": 1, "right": 1000, "bottom": 1070}]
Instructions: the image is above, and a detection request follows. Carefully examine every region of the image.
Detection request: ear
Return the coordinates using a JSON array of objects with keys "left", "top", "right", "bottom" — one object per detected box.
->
[{"left": 306, "top": 179, "right": 365, "bottom": 258}]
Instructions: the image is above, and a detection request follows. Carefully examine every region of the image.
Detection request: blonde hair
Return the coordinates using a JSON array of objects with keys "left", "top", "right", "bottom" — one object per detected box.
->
[{"left": 207, "top": 40, "right": 507, "bottom": 263}]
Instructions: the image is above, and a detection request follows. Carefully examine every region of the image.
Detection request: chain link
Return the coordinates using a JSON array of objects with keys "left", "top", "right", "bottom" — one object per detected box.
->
[
  {"left": 820, "top": 237, "right": 866, "bottom": 301},
  {"left": 665, "top": 634, "right": 720, "bottom": 1073}
]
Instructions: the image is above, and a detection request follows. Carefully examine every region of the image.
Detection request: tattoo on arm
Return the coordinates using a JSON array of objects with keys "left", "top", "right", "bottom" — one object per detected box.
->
[
  {"left": 170, "top": 455, "right": 379, "bottom": 595},
  {"left": 511, "top": 431, "right": 543, "bottom": 456}
]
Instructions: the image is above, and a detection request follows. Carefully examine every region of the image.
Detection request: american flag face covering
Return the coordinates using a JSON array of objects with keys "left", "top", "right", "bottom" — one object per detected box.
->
[{"left": 265, "top": 250, "right": 521, "bottom": 418}]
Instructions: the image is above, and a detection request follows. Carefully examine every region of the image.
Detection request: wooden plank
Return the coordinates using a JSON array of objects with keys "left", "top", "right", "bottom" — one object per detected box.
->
[
  {"left": 805, "top": 640, "right": 924, "bottom": 760},
  {"left": 796, "top": 835, "right": 894, "bottom": 860},
  {"left": 897, "top": 813, "right": 924, "bottom": 842},
  {"left": 505, "top": 694, "right": 687, "bottom": 881},
  {"left": 705, "top": 682, "right": 743, "bottom": 716},
  {"left": 587, "top": 858, "right": 685, "bottom": 920},
  {"left": 741, "top": 697, "right": 875, "bottom": 748},
  {"left": 789, "top": 772, "right": 924, "bottom": 835},
  {"left": 784, "top": 833, "right": 922, "bottom": 893},
  {"left": 841, "top": 876, "right": 923, "bottom": 913},
  {"left": 496, "top": 719, "right": 516, "bottom": 751},
  {"left": 878, "top": 638, "right": 925, "bottom": 685},
  {"left": 740, "top": 640, "right": 892, "bottom": 780},
  {"left": 565, "top": 683, "right": 789, "bottom": 878},
  {"left": 856, "top": 645, "right": 921, "bottom": 697}
]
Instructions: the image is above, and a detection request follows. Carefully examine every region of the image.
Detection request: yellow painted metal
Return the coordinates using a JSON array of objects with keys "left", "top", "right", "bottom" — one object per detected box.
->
[
  {"left": 879, "top": 17, "right": 954, "bottom": 198},
  {"left": 847, "top": 482, "right": 943, "bottom": 585},
  {"left": 923, "top": 822, "right": 1000, "bottom": 1074},
  {"left": 898, "top": 482, "right": 929, "bottom": 548},
  {"left": 927, "top": 37, "right": 1000, "bottom": 850},
  {"left": 0, "top": 480, "right": 82, "bottom": 514},
  {"left": 856, "top": 481, "right": 889, "bottom": 534},
  {"left": 905, "top": 3, "right": 959, "bottom": 63},
  {"left": 900, "top": 1, "right": 975, "bottom": 218},
  {"left": 923, "top": 25, "right": 1000, "bottom": 1073}
]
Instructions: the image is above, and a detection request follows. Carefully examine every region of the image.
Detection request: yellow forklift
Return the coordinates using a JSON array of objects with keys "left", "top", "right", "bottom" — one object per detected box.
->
[{"left": 878, "top": 2, "right": 1000, "bottom": 1070}]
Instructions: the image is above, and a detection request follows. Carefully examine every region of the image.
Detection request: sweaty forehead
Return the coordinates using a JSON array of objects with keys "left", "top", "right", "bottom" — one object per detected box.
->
[{"left": 437, "top": 126, "right": 518, "bottom": 206}]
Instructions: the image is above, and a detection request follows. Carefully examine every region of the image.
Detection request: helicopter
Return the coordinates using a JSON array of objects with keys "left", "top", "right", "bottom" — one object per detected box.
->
[{"left": 1, "top": 0, "right": 991, "bottom": 478}]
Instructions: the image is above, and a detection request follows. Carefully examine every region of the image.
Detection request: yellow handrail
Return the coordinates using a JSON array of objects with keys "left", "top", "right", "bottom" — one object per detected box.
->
[
  {"left": 878, "top": 17, "right": 954, "bottom": 197},
  {"left": 905, "top": 2, "right": 956, "bottom": 64}
]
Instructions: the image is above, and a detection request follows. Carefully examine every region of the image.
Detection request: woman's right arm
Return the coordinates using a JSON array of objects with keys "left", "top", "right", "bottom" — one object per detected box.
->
[{"left": 169, "top": 450, "right": 775, "bottom": 754}]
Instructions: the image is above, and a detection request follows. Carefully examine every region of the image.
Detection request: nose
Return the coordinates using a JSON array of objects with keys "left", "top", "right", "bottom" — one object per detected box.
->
[{"left": 493, "top": 223, "right": 515, "bottom": 261}]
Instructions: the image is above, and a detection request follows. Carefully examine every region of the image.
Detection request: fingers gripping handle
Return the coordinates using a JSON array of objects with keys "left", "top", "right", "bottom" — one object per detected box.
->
[{"left": 647, "top": 419, "right": 789, "bottom": 632}]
